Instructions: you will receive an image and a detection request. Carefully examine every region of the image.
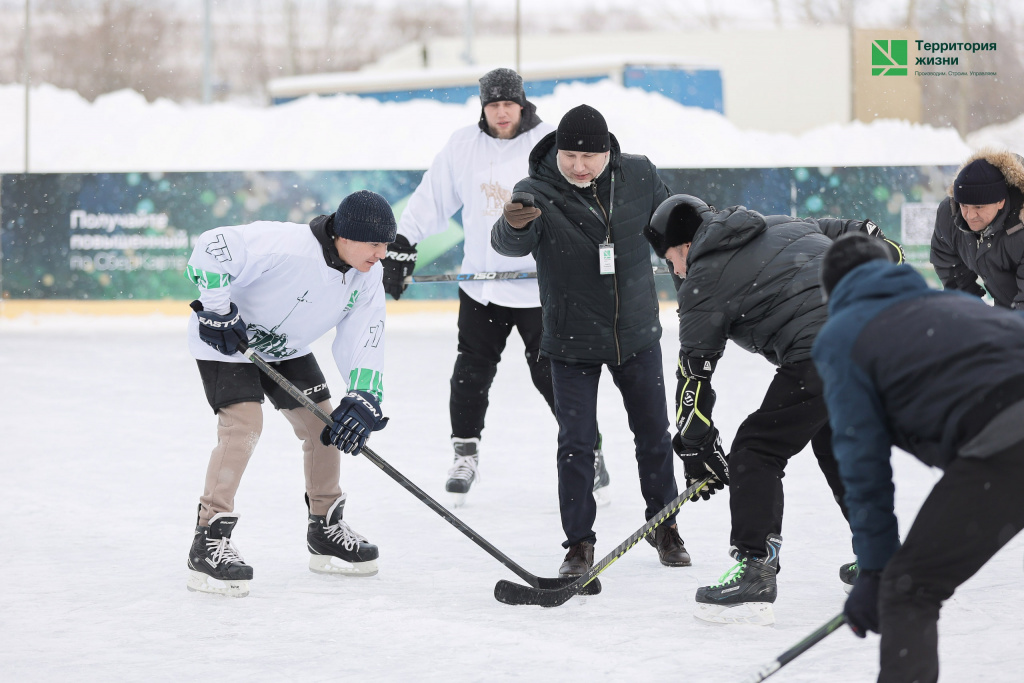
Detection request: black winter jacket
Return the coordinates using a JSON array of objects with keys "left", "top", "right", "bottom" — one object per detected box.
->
[
  {"left": 678, "top": 199, "right": 872, "bottom": 366},
  {"left": 930, "top": 150, "right": 1024, "bottom": 309},
  {"left": 491, "top": 132, "right": 671, "bottom": 364}
]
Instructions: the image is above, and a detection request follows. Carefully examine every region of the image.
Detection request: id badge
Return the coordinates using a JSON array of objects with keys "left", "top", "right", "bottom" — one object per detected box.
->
[{"left": 599, "top": 242, "right": 615, "bottom": 275}]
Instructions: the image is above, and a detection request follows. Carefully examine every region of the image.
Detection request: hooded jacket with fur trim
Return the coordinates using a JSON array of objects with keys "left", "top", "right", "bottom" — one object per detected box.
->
[{"left": 930, "top": 149, "right": 1024, "bottom": 309}]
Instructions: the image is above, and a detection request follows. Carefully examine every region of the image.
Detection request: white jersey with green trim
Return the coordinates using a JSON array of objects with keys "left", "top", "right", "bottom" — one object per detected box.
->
[{"left": 185, "top": 220, "right": 386, "bottom": 401}]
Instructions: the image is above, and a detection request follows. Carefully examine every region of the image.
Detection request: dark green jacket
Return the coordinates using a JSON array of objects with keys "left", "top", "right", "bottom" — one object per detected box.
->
[{"left": 491, "top": 131, "right": 670, "bottom": 364}]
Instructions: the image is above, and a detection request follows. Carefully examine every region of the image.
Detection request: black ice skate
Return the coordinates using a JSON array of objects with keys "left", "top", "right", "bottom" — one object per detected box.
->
[
  {"left": 840, "top": 561, "right": 859, "bottom": 594},
  {"left": 307, "top": 493, "right": 379, "bottom": 577},
  {"left": 694, "top": 534, "right": 782, "bottom": 626},
  {"left": 593, "top": 433, "right": 611, "bottom": 507},
  {"left": 186, "top": 512, "right": 253, "bottom": 598},
  {"left": 445, "top": 437, "right": 480, "bottom": 508}
]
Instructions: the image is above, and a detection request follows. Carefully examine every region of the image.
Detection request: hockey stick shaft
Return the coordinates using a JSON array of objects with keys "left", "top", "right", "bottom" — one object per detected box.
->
[
  {"left": 741, "top": 613, "right": 847, "bottom": 682},
  {"left": 493, "top": 475, "right": 712, "bottom": 606},
  {"left": 404, "top": 265, "right": 671, "bottom": 284},
  {"left": 238, "top": 342, "right": 584, "bottom": 591}
]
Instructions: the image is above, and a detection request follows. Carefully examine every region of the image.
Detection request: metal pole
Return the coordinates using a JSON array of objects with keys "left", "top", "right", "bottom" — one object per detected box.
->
[
  {"left": 23, "top": 0, "right": 30, "bottom": 173},
  {"left": 515, "top": 0, "right": 521, "bottom": 73},
  {"left": 202, "top": 0, "right": 212, "bottom": 103},
  {"left": 463, "top": 0, "right": 474, "bottom": 65}
]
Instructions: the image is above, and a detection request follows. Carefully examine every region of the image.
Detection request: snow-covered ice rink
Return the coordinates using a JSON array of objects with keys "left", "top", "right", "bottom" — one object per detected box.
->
[{"left": 2, "top": 309, "right": 1022, "bottom": 681}]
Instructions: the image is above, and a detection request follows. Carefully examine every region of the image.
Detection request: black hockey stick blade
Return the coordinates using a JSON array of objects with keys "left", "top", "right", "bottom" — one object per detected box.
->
[
  {"left": 741, "top": 612, "right": 846, "bottom": 682},
  {"left": 493, "top": 476, "right": 713, "bottom": 607}
]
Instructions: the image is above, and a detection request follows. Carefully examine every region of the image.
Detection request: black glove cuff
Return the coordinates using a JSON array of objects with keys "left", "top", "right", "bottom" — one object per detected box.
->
[{"left": 680, "top": 354, "right": 716, "bottom": 381}]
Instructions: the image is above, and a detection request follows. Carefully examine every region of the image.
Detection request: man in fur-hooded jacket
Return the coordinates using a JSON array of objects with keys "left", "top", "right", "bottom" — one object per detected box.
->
[{"left": 930, "top": 149, "right": 1024, "bottom": 308}]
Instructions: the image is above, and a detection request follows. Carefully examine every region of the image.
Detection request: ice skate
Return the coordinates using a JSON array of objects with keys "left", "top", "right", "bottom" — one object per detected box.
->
[
  {"left": 307, "top": 493, "right": 379, "bottom": 576},
  {"left": 694, "top": 534, "right": 781, "bottom": 626},
  {"left": 840, "top": 561, "right": 859, "bottom": 594},
  {"left": 187, "top": 512, "right": 253, "bottom": 598},
  {"left": 592, "top": 433, "right": 611, "bottom": 507},
  {"left": 445, "top": 437, "right": 480, "bottom": 508}
]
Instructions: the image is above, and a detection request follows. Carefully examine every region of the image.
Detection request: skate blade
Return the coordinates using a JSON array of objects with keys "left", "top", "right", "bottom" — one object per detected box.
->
[
  {"left": 843, "top": 583, "right": 854, "bottom": 595},
  {"left": 448, "top": 492, "right": 468, "bottom": 508},
  {"left": 693, "top": 601, "right": 775, "bottom": 626},
  {"left": 309, "top": 554, "right": 379, "bottom": 577},
  {"left": 186, "top": 570, "right": 250, "bottom": 598},
  {"left": 593, "top": 485, "right": 611, "bottom": 508}
]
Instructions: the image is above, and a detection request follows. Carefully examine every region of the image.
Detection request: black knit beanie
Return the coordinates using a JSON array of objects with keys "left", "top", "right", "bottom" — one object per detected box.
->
[
  {"left": 556, "top": 104, "right": 610, "bottom": 153},
  {"left": 479, "top": 68, "right": 526, "bottom": 107},
  {"left": 820, "top": 232, "right": 893, "bottom": 300},
  {"left": 953, "top": 158, "right": 1009, "bottom": 205},
  {"left": 332, "top": 190, "right": 397, "bottom": 243}
]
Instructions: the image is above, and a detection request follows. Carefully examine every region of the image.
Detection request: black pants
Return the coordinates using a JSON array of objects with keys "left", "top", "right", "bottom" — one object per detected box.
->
[
  {"left": 729, "top": 359, "right": 849, "bottom": 558},
  {"left": 877, "top": 442, "right": 1024, "bottom": 683},
  {"left": 550, "top": 345, "right": 678, "bottom": 547},
  {"left": 450, "top": 289, "right": 555, "bottom": 439}
]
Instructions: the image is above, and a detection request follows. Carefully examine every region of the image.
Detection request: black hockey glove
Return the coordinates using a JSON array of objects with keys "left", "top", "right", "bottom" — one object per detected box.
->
[
  {"left": 381, "top": 235, "right": 417, "bottom": 300},
  {"left": 844, "top": 570, "right": 882, "bottom": 638},
  {"left": 190, "top": 300, "right": 248, "bottom": 356},
  {"left": 673, "top": 427, "right": 729, "bottom": 501},
  {"left": 319, "top": 390, "right": 389, "bottom": 455},
  {"left": 863, "top": 219, "right": 905, "bottom": 265}
]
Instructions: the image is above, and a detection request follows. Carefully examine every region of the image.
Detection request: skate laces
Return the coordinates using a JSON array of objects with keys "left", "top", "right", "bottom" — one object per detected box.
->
[
  {"left": 207, "top": 535, "right": 245, "bottom": 566},
  {"left": 711, "top": 558, "right": 748, "bottom": 588},
  {"left": 448, "top": 454, "right": 479, "bottom": 482},
  {"left": 325, "top": 519, "right": 368, "bottom": 552}
]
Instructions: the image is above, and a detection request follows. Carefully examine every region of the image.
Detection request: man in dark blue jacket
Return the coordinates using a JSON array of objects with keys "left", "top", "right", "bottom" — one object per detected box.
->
[{"left": 813, "top": 233, "right": 1024, "bottom": 683}]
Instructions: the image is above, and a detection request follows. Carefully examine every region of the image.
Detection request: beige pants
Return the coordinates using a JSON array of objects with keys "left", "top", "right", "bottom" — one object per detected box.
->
[{"left": 198, "top": 400, "right": 343, "bottom": 525}]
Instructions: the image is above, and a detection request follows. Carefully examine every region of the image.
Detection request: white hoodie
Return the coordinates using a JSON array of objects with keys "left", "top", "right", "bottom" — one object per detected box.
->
[
  {"left": 397, "top": 120, "right": 554, "bottom": 308},
  {"left": 185, "top": 221, "right": 386, "bottom": 401}
]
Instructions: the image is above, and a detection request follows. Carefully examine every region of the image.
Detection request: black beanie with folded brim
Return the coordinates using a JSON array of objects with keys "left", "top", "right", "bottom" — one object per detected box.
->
[
  {"left": 332, "top": 190, "right": 397, "bottom": 243},
  {"left": 953, "top": 158, "right": 1009, "bottom": 205},
  {"left": 820, "top": 232, "right": 893, "bottom": 301},
  {"left": 556, "top": 104, "right": 610, "bottom": 153}
]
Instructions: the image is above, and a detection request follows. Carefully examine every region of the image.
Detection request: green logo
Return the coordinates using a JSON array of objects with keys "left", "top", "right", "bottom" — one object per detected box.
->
[{"left": 872, "top": 40, "right": 908, "bottom": 75}]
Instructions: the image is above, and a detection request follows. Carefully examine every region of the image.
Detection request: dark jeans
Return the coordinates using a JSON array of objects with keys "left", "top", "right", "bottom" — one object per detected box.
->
[
  {"left": 550, "top": 344, "right": 678, "bottom": 547},
  {"left": 729, "top": 359, "right": 849, "bottom": 558},
  {"left": 877, "top": 442, "right": 1024, "bottom": 683},
  {"left": 450, "top": 289, "right": 555, "bottom": 439}
]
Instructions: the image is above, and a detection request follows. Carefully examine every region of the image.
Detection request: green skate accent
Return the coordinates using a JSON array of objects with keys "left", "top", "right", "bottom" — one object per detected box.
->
[
  {"left": 710, "top": 558, "right": 749, "bottom": 588},
  {"left": 184, "top": 266, "right": 231, "bottom": 289},
  {"left": 349, "top": 368, "right": 383, "bottom": 402}
]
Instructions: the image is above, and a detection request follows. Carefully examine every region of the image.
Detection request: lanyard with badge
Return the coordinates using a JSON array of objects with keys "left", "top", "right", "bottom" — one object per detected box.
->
[{"left": 573, "top": 170, "right": 616, "bottom": 275}]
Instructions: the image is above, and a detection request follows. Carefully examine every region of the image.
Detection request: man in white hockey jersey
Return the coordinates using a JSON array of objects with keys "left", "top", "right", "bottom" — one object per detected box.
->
[
  {"left": 184, "top": 190, "right": 395, "bottom": 597},
  {"left": 381, "top": 67, "right": 610, "bottom": 505}
]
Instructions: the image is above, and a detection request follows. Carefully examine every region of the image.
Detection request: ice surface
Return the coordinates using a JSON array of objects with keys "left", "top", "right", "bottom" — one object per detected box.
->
[{"left": 1, "top": 311, "right": 1022, "bottom": 681}]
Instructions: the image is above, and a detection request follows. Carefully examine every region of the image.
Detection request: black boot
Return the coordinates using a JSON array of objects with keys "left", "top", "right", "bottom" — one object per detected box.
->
[{"left": 559, "top": 541, "right": 595, "bottom": 576}]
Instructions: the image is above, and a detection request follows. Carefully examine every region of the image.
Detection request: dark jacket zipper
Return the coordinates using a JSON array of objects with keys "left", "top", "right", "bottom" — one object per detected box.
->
[{"left": 591, "top": 183, "right": 620, "bottom": 365}]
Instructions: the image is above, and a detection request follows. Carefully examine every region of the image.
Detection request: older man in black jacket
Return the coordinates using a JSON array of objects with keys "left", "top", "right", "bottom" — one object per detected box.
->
[
  {"left": 930, "top": 150, "right": 1024, "bottom": 308},
  {"left": 644, "top": 194, "right": 902, "bottom": 626},
  {"left": 491, "top": 104, "right": 686, "bottom": 576}
]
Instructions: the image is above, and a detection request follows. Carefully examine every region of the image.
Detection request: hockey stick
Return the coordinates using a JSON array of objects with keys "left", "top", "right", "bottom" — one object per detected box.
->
[
  {"left": 238, "top": 342, "right": 598, "bottom": 594},
  {"left": 493, "top": 475, "right": 712, "bottom": 607},
  {"left": 404, "top": 265, "right": 671, "bottom": 284},
  {"left": 741, "top": 613, "right": 847, "bottom": 682}
]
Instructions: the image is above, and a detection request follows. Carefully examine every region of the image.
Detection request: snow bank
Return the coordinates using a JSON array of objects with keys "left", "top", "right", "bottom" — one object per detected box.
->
[{"left": 0, "top": 80, "right": 979, "bottom": 173}]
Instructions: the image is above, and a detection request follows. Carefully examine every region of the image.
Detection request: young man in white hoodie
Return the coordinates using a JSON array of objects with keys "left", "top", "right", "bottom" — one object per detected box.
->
[
  {"left": 184, "top": 190, "right": 394, "bottom": 597},
  {"left": 382, "top": 68, "right": 609, "bottom": 506}
]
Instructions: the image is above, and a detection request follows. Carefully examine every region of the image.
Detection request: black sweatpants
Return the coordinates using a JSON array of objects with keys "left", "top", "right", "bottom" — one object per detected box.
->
[
  {"left": 550, "top": 345, "right": 678, "bottom": 547},
  {"left": 729, "top": 359, "right": 849, "bottom": 558},
  {"left": 450, "top": 289, "right": 555, "bottom": 439},
  {"left": 877, "top": 442, "right": 1024, "bottom": 683}
]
